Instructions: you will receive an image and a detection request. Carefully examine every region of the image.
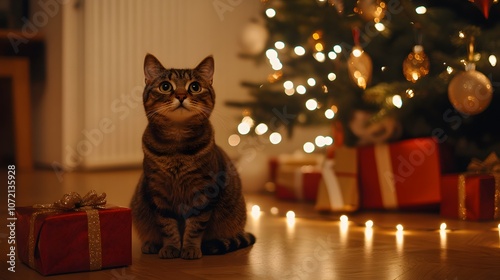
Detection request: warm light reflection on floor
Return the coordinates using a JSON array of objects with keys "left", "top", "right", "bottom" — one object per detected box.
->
[
  {"left": 339, "top": 220, "right": 348, "bottom": 248},
  {"left": 286, "top": 211, "right": 296, "bottom": 237},
  {"left": 440, "top": 225, "right": 448, "bottom": 261},
  {"left": 364, "top": 227, "right": 373, "bottom": 256},
  {"left": 396, "top": 230, "right": 404, "bottom": 255}
]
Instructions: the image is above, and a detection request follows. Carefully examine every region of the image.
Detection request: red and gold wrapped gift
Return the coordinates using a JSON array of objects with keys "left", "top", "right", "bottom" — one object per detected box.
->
[
  {"left": 467, "top": 152, "right": 500, "bottom": 219},
  {"left": 315, "top": 146, "right": 359, "bottom": 212},
  {"left": 358, "top": 137, "right": 448, "bottom": 210},
  {"left": 440, "top": 174, "right": 496, "bottom": 221},
  {"left": 271, "top": 153, "right": 323, "bottom": 201},
  {"left": 275, "top": 165, "right": 322, "bottom": 201},
  {"left": 16, "top": 191, "right": 132, "bottom": 276}
]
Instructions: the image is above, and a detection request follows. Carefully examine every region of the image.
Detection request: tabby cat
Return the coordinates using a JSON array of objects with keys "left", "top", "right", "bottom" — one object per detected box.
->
[{"left": 130, "top": 54, "right": 255, "bottom": 260}]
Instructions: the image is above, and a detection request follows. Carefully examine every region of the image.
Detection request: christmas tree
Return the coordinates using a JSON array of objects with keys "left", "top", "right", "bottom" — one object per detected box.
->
[{"left": 227, "top": 0, "right": 500, "bottom": 169}]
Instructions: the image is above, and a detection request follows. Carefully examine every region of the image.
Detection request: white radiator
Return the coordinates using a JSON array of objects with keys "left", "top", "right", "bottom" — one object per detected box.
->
[{"left": 80, "top": 0, "right": 188, "bottom": 168}]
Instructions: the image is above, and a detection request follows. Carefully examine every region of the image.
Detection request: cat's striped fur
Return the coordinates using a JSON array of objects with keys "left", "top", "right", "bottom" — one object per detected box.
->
[{"left": 131, "top": 54, "right": 255, "bottom": 260}]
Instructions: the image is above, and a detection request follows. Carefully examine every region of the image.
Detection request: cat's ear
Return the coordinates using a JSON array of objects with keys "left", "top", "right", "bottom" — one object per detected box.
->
[
  {"left": 195, "top": 56, "right": 214, "bottom": 85},
  {"left": 144, "top": 53, "right": 165, "bottom": 84}
]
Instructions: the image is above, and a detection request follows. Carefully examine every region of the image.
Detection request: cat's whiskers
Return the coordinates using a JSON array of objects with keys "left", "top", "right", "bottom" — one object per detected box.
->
[
  {"left": 147, "top": 103, "right": 173, "bottom": 121},
  {"left": 188, "top": 102, "right": 211, "bottom": 120}
]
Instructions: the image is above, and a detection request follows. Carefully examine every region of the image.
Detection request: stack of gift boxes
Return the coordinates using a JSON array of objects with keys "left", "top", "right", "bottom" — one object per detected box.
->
[{"left": 271, "top": 137, "right": 500, "bottom": 221}]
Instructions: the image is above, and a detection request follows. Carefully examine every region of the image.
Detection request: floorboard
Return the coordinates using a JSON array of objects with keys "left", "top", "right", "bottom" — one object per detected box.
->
[{"left": 1, "top": 169, "right": 499, "bottom": 280}]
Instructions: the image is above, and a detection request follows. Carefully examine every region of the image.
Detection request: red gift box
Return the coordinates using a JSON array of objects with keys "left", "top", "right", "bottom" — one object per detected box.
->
[
  {"left": 358, "top": 137, "right": 450, "bottom": 210},
  {"left": 16, "top": 206, "right": 132, "bottom": 275},
  {"left": 275, "top": 166, "right": 322, "bottom": 201},
  {"left": 440, "top": 174, "right": 496, "bottom": 221}
]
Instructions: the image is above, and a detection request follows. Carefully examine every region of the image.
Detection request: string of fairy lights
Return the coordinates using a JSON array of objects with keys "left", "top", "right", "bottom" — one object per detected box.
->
[
  {"left": 249, "top": 204, "right": 500, "bottom": 234},
  {"left": 228, "top": 1, "right": 499, "bottom": 153}
]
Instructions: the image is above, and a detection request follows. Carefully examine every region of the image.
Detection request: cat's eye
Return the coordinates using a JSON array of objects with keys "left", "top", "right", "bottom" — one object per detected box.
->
[
  {"left": 188, "top": 81, "right": 202, "bottom": 93},
  {"left": 159, "top": 82, "right": 172, "bottom": 92}
]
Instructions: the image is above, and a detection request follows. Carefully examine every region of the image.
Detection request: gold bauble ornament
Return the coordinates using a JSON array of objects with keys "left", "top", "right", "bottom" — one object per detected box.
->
[
  {"left": 448, "top": 63, "right": 493, "bottom": 115},
  {"left": 347, "top": 46, "right": 372, "bottom": 89},
  {"left": 402, "top": 45, "right": 430, "bottom": 83}
]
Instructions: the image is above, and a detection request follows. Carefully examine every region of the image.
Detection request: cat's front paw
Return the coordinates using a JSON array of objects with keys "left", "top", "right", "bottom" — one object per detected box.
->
[
  {"left": 141, "top": 241, "right": 161, "bottom": 254},
  {"left": 181, "top": 246, "right": 202, "bottom": 260},
  {"left": 158, "top": 245, "right": 181, "bottom": 259}
]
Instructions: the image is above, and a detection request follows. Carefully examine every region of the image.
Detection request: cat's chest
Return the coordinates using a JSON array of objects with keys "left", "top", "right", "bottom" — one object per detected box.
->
[
  {"left": 160, "top": 156, "right": 196, "bottom": 180},
  {"left": 166, "top": 160, "right": 183, "bottom": 175}
]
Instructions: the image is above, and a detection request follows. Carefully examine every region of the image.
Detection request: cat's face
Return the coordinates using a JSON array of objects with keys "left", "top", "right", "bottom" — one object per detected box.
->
[{"left": 143, "top": 54, "right": 215, "bottom": 123}]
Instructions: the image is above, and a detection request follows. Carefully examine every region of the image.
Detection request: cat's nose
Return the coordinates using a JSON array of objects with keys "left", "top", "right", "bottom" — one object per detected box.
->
[{"left": 175, "top": 93, "right": 187, "bottom": 103}]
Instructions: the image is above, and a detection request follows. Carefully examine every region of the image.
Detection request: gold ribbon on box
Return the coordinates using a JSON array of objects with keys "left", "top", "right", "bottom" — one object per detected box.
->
[
  {"left": 466, "top": 152, "right": 500, "bottom": 219},
  {"left": 457, "top": 174, "right": 467, "bottom": 220},
  {"left": 29, "top": 190, "right": 107, "bottom": 271}
]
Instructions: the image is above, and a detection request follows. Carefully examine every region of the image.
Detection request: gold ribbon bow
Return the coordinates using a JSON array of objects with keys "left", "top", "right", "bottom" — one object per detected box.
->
[
  {"left": 34, "top": 190, "right": 107, "bottom": 210},
  {"left": 467, "top": 153, "right": 500, "bottom": 174},
  {"left": 29, "top": 190, "right": 107, "bottom": 271},
  {"left": 466, "top": 152, "right": 500, "bottom": 219}
]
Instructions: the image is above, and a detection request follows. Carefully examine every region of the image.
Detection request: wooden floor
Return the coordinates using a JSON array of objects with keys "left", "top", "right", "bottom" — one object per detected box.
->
[{"left": 2, "top": 168, "right": 500, "bottom": 280}]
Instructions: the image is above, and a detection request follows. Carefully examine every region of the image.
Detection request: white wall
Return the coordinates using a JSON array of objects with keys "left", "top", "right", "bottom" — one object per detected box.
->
[{"left": 31, "top": 0, "right": 327, "bottom": 180}]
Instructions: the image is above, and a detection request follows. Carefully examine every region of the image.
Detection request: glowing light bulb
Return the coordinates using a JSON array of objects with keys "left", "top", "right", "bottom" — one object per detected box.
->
[
  {"left": 228, "top": 134, "right": 241, "bottom": 147},
  {"left": 396, "top": 224, "right": 403, "bottom": 232},
  {"left": 365, "top": 220, "right": 374, "bottom": 228},
  {"left": 314, "top": 42, "right": 324, "bottom": 52},
  {"left": 314, "top": 52, "right": 326, "bottom": 62},
  {"left": 303, "top": 142, "right": 315, "bottom": 153},
  {"left": 269, "top": 132, "right": 282, "bottom": 144},
  {"left": 307, "top": 78, "right": 316, "bottom": 86},
  {"left": 255, "top": 123, "right": 268, "bottom": 135},
  {"left": 238, "top": 122, "right": 250, "bottom": 135},
  {"left": 271, "top": 61, "right": 282, "bottom": 70},
  {"left": 266, "top": 49, "right": 278, "bottom": 59},
  {"left": 324, "top": 109, "right": 335, "bottom": 119},
  {"left": 374, "top": 23, "right": 385, "bottom": 31},
  {"left": 294, "top": 46, "right": 306, "bottom": 56},
  {"left": 440, "top": 223, "right": 447, "bottom": 231},
  {"left": 296, "top": 85, "right": 306, "bottom": 94},
  {"left": 352, "top": 48, "right": 363, "bottom": 57},
  {"left": 333, "top": 45, "right": 342, "bottom": 53},
  {"left": 315, "top": 136, "right": 326, "bottom": 147},
  {"left": 286, "top": 211, "right": 295, "bottom": 219},
  {"left": 340, "top": 215, "right": 348, "bottom": 223},
  {"left": 328, "top": 51, "right": 337, "bottom": 60},
  {"left": 324, "top": 136, "right": 333, "bottom": 145},
  {"left": 284, "top": 88, "right": 295, "bottom": 96},
  {"left": 275, "top": 41, "right": 285, "bottom": 50},
  {"left": 392, "top": 95, "right": 403, "bottom": 108},
  {"left": 270, "top": 207, "right": 279, "bottom": 215},
  {"left": 489, "top": 55, "right": 497, "bottom": 67},
  {"left": 242, "top": 116, "right": 254, "bottom": 126},
  {"left": 415, "top": 6, "right": 427, "bottom": 14},
  {"left": 328, "top": 73, "right": 337, "bottom": 81},
  {"left": 305, "top": 99, "right": 318, "bottom": 111},
  {"left": 265, "top": 8, "right": 276, "bottom": 18},
  {"left": 251, "top": 205, "right": 261, "bottom": 218},
  {"left": 283, "top": 80, "right": 294, "bottom": 90}
]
